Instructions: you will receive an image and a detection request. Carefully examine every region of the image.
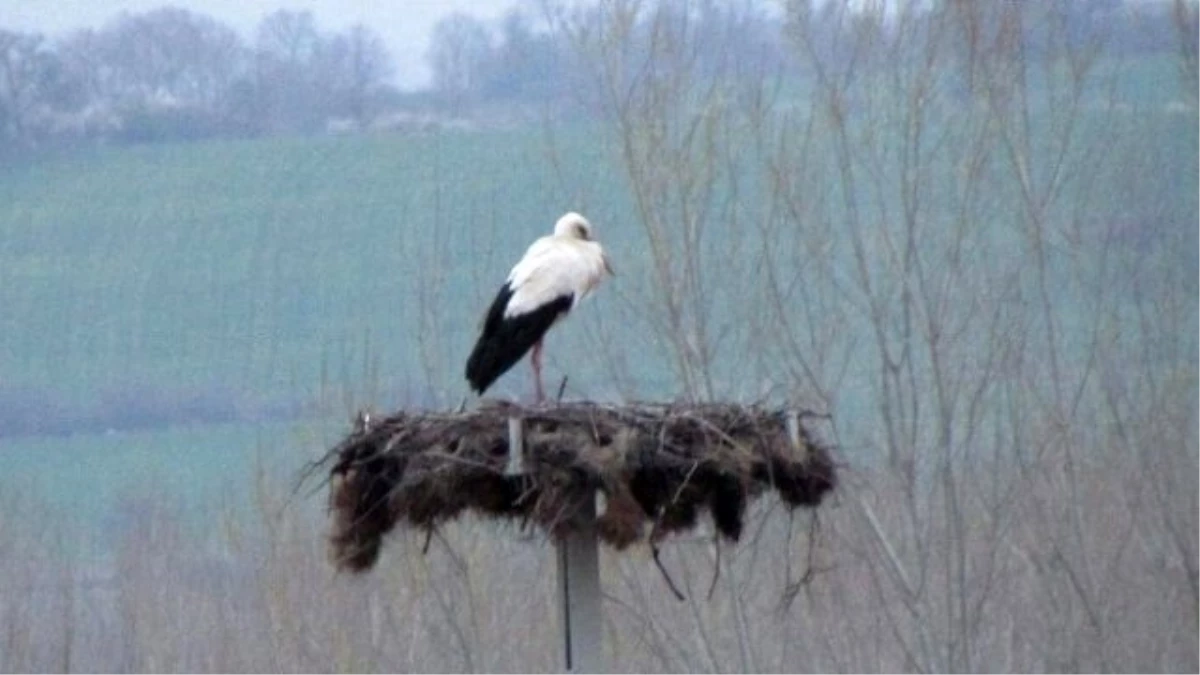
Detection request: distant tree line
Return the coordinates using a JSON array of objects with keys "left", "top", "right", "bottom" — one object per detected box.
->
[
  {"left": 0, "top": 7, "right": 397, "bottom": 155},
  {"left": 0, "top": 0, "right": 1190, "bottom": 159},
  {"left": 424, "top": 2, "right": 791, "bottom": 115}
]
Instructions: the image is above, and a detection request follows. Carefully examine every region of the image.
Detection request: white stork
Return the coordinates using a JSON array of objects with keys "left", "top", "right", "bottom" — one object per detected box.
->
[{"left": 465, "top": 212, "right": 614, "bottom": 402}]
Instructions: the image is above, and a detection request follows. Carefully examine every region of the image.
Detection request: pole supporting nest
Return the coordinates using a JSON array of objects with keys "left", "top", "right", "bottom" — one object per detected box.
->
[
  {"left": 323, "top": 403, "right": 838, "bottom": 667},
  {"left": 506, "top": 415, "right": 606, "bottom": 672},
  {"left": 506, "top": 416, "right": 526, "bottom": 475},
  {"left": 559, "top": 493, "right": 605, "bottom": 673}
]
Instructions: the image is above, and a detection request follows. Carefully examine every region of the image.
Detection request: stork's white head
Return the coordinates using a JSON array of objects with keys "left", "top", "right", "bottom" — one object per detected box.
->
[{"left": 554, "top": 211, "right": 594, "bottom": 241}]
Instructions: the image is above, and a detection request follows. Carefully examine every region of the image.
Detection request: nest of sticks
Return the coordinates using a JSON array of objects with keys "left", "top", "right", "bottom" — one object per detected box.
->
[{"left": 318, "top": 401, "right": 838, "bottom": 573}]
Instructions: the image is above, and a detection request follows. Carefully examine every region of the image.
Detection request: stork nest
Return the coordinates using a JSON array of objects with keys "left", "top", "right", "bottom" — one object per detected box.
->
[{"left": 317, "top": 401, "right": 838, "bottom": 573}]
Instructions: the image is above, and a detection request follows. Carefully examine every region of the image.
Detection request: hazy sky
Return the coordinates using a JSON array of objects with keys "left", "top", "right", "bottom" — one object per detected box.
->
[{"left": 1, "top": 0, "right": 520, "bottom": 89}]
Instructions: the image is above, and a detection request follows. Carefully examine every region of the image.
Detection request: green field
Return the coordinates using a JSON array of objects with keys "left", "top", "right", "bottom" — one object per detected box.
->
[
  {"left": 0, "top": 51, "right": 1195, "bottom": 422},
  {"left": 0, "top": 125, "right": 645, "bottom": 537},
  {"left": 0, "top": 128, "right": 626, "bottom": 415},
  {"left": 0, "top": 57, "right": 1195, "bottom": 537}
]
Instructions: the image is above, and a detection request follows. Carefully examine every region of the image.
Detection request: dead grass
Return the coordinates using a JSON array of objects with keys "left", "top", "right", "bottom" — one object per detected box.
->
[{"left": 0, "top": 438, "right": 1194, "bottom": 672}]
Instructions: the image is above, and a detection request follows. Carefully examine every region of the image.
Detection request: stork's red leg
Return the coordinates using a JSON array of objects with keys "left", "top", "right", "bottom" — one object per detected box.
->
[{"left": 531, "top": 339, "right": 545, "bottom": 403}]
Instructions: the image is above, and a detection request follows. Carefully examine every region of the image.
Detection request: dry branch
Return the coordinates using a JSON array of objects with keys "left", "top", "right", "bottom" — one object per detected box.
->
[{"left": 318, "top": 401, "right": 838, "bottom": 572}]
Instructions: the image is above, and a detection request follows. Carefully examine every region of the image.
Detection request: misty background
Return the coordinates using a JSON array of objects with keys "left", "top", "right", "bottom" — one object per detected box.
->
[
  {"left": 0, "top": 0, "right": 1196, "bottom": 672},
  {"left": 3, "top": 0, "right": 520, "bottom": 90},
  {"left": 0, "top": 0, "right": 1188, "bottom": 157}
]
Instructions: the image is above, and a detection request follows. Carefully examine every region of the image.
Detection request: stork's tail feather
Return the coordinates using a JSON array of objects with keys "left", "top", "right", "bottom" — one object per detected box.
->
[{"left": 466, "top": 287, "right": 573, "bottom": 395}]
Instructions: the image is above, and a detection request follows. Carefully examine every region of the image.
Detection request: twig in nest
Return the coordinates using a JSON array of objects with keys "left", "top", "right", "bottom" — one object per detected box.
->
[
  {"left": 293, "top": 461, "right": 333, "bottom": 502},
  {"left": 669, "top": 460, "right": 702, "bottom": 507},
  {"left": 652, "top": 542, "right": 687, "bottom": 601},
  {"left": 422, "top": 527, "right": 434, "bottom": 555},
  {"left": 556, "top": 375, "right": 569, "bottom": 403}
]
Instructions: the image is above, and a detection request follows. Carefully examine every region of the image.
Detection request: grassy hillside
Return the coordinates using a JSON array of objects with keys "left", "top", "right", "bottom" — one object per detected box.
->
[
  {"left": 0, "top": 90, "right": 1196, "bottom": 435},
  {"left": 0, "top": 128, "right": 632, "bottom": 432}
]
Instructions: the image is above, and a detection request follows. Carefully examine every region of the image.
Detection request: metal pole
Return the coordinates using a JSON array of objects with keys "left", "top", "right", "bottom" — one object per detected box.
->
[
  {"left": 558, "top": 493, "right": 605, "bottom": 673},
  {"left": 509, "top": 415, "right": 604, "bottom": 671},
  {"left": 786, "top": 409, "right": 808, "bottom": 462},
  {"left": 506, "top": 417, "right": 525, "bottom": 475}
]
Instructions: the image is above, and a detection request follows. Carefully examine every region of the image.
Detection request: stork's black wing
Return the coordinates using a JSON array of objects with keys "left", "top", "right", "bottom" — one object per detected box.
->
[{"left": 465, "top": 283, "right": 573, "bottom": 395}]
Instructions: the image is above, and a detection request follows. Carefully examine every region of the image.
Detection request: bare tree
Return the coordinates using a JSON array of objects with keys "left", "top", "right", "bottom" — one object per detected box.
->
[
  {"left": 543, "top": 0, "right": 791, "bottom": 402},
  {"left": 254, "top": 9, "right": 323, "bottom": 133},
  {"left": 47, "top": 8, "right": 248, "bottom": 142},
  {"left": 427, "top": 13, "right": 494, "bottom": 114},
  {"left": 256, "top": 9, "right": 321, "bottom": 67},
  {"left": 0, "top": 30, "right": 48, "bottom": 149},
  {"left": 1174, "top": 0, "right": 1199, "bottom": 91},
  {"left": 317, "top": 24, "right": 395, "bottom": 126},
  {"left": 93, "top": 8, "right": 246, "bottom": 110},
  {"left": 539, "top": 0, "right": 1198, "bottom": 670}
]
